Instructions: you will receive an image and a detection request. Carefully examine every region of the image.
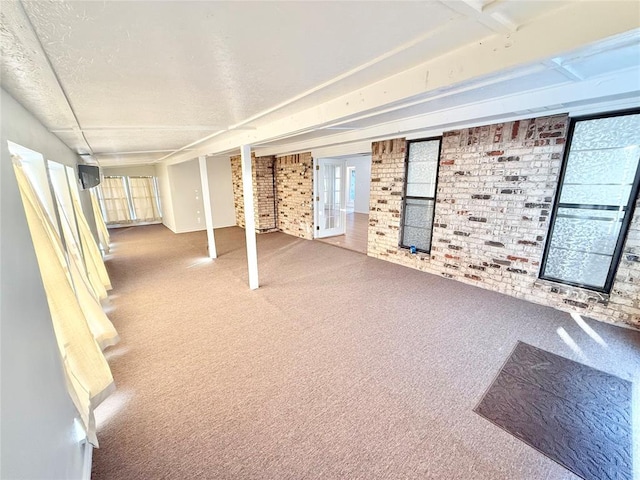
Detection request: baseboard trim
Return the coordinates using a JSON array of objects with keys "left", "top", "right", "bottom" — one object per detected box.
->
[
  {"left": 82, "top": 442, "right": 93, "bottom": 480},
  {"left": 107, "top": 221, "right": 162, "bottom": 229}
]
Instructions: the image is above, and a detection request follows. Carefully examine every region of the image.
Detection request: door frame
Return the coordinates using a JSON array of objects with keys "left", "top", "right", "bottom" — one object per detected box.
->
[
  {"left": 313, "top": 157, "right": 347, "bottom": 239},
  {"left": 346, "top": 165, "right": 356, "bottom": 213}
]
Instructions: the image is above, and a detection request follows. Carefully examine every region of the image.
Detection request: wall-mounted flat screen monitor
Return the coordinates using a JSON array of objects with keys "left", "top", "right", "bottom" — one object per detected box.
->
[{"left": 78, "top": 164, "right": 100, "bottom": 189}]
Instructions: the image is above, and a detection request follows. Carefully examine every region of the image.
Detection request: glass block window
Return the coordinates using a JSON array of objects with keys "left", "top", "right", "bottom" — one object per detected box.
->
[
  {"left": 400, "top": 138, "right": 442, "bottom": 252},
  {"left": 540, "top": 110, "right": 640, "bottom": 292}
]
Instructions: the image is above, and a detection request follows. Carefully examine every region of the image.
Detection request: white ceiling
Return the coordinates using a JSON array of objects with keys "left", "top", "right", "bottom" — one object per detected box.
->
[{"left": 1, "top": 0, "right": 639, "bottom": 167}]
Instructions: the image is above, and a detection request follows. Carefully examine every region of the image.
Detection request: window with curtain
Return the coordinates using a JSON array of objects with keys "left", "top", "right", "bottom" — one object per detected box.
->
[
  {"left": 400, "top": 138, "right": 442, "bottom": 253},
  {"left": 12, "top": 156, "right": 118, "bottom": 445},
  {"left": 100, "top": 176, "right": 133, "bottom": 223},
  {"left": 98, "top": 175, "right": 161, "bottom": 225},
  {"left": 67, "top": 175, "right": 113, "bottom": 298},
  {"left": 540, "top": 110, "right": 640, "bottom": 292},
  {"left": 128, "top": 176, "right": 161, "bottom": 222},
  {"left": 89, "top": 188, "right": 111, "bottom": 253}
]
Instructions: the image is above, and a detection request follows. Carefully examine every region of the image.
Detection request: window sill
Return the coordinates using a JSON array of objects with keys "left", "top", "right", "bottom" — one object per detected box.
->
[
  {"left": 398, "top": 245, "right": 431, "bottom": 258},
  {"left": 534, "top": 278, "right": 610, "bottom": 306}
]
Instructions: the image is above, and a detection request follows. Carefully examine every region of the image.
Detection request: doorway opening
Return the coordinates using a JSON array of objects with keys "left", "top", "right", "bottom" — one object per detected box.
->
[
  {"left": 346, "top": 166, "right": 356, "bottom": 213},
  {"left": 314, "top": 154, "right": 371, "bottom": 254}
]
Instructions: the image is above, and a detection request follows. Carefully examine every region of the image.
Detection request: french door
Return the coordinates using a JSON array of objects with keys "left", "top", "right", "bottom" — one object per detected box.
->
[{"left": 315, "top": 158, "right": 347, "bottom": 238}]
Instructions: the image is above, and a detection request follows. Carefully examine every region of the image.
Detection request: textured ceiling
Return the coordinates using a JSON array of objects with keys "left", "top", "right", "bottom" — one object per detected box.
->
[
  {"left": 17, "top": 1, "right": 459, "bottom": 126},
  {"left": 1, "top": 0, "right": 638, "bottom": 167},
  {"left": 1, "top": 2, "right": 80, "bottom": 132}
]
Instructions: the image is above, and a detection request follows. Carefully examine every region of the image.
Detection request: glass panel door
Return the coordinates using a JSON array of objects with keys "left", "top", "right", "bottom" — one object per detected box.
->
[{"left": 316, "top": 158, "right": 346, "bottom": 238}]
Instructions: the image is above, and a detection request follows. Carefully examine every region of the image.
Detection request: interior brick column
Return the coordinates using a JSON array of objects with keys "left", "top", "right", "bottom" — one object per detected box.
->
[
  {"left": 275, "top": 153, "right": 314, "bottom": 240},
  {"left": 230, "top": 154, "right": 278, "bottom": 233}
]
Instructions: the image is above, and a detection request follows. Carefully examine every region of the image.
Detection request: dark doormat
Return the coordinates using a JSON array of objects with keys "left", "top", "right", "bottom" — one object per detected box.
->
[{"left": 474, "top": 341, "right": 632, "bottom": 480}]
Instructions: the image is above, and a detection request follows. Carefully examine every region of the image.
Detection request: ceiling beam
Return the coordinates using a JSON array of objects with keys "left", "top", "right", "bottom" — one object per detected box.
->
[
  {"left": 441, "top": 0, "right": 519, "bottom": 34},
  {"left": 161, "top": 1, "right": 640, "bottom": 165},
  {"left": 50, "top": 126, "right": 228, "bottom": 133},
  {"left": 253, "top": 67, "right": 640, "bottom": 158},
  {"left": 222, "top": 15, "right": 467, "bottom": 133},
  {"left": 97, "top": 149, "right": 194, "bottom": 155},
  {"left": 544, "top": 59, "right": 585, "bottom": 82}
]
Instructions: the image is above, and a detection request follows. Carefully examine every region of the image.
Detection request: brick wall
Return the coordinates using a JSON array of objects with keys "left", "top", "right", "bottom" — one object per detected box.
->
[
  {"left": 253, "top": 157, "right": 278, "bottom": 232},
  {"left": 230, "top": 154, "right": 278, "bottom": 233},
  {"left": 368, "top": 138, "right": 407, "bottom": 256},
  {"left": 276, "top": 153, "right": 314, "bottom": 239},
  {"left": 368, "top": 115, "right": 640, "bottom": 329},
  {"left": 231, "top": 152, "right": 314, "bottom": 239},
  {"left": 230, "top": 155, "right": 246, "bottom": 228}
]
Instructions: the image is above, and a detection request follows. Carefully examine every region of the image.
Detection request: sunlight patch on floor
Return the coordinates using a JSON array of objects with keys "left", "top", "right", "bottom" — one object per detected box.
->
[
  {"left": 186, "top": 257, "right": 214, "bottom": 269},
  {"left": 570, "top": 312, "right": 607, "bottom": 348},
  {"left": 95, "top": 390, "right": 134, "bottom": 430},
  {"left": 104, "top": 345, "right": 130, "bottom": 361},
  {"left": 556, "top": 327, "right": 587, "bottom": 362}
]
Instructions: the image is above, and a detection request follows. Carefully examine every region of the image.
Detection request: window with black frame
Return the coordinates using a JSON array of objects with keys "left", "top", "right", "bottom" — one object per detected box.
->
[
  {"left": 400, "top": 137, "right": 441, "bottom": 253},
  {"left": 540, "top": 110, "right": 640, "bottom": 292}
]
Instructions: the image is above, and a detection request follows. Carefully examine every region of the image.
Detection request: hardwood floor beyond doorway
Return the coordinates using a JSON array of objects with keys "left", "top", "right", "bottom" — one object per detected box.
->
[{"left": 317, "top": 212, "right": 368, "bottom": 253}]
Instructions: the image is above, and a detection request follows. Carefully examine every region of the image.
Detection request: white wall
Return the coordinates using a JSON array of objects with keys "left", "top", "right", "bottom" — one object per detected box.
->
[
  {"left": 159, "top": 157, "right": 235, "bottom": 234},
  {"left": 169, "top": 159, "right": 206, "bottom": 233},
  {"left": 157, "top": 163, "right": 176, "bottom": 232},
  {"left": 207, "top": 156, "right": 236, "bottom": 228},
  {"left": 346, "top": 155, "right": 372, "bottom": 214},
  {"left": 1, "top": 88, "right": 88, "bottom": 479}
]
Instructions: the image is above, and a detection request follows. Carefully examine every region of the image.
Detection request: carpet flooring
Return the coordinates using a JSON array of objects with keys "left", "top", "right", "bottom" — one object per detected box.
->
[{"left": 92, "top": 225, "right": 640, "bottom": 480}]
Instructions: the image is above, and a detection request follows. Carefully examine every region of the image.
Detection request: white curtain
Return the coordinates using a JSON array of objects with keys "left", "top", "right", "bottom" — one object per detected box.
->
[
  {"left": 100, "top": 176, "right": 132, "bottom": 224},
  {"left": 67, "top": 184, "right": 113, "bottom": 296},
  {"left": 129, "top": 177, "right": 160, "bottom": 222},
  {"left": 97, "top": 176, "right": 161, "bottom": 225},
  {"left": 128, "top": 176, "right": 161, "bottom": 222},
  {"left": 13, "top": 159, "right": 116, "bottom": 445},
  {"left": 56, "top": 190, "right": 119, "bottom": 348},
  {"left": 90, "top": 188, "right": 111, "bottom": 253}
]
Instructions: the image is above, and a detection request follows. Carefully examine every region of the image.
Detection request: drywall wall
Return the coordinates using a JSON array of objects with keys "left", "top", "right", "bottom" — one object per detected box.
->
[
  {"left": 160, "top": 157, "right": 235, "bottom": 234},
  {"left": 157, "top": 163, "right": 176, "bottom": 232},
  {"left": 169, "top": 159, "right": 205, "bottom": 233},
  {"left": 346, "top": 155, "right": 372, "bottom": 214},
  {"left": 102, "top": 165, "right": 157, "bottom": 177},
  {"left": 206, "top": 156, "right": 236, "bottom": 228},
  {"left": 1, "top": 88, "right": 88, "bottom": 479}
]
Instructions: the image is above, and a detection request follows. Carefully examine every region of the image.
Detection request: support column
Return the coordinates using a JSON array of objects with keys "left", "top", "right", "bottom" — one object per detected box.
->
[
  {"left": 198, "top": 155, "right": 217, "bottom": 259},
  {"left": 241, "top": 145, "right": 259, "bottom": 290}
]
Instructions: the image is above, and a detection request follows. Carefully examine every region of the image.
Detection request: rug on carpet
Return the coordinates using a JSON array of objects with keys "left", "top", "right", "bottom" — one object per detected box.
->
[{"left": 474, "top": 341, "right": 632, "bottom": 480}]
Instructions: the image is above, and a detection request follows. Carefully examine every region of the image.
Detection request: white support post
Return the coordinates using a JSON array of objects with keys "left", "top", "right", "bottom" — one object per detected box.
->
[
  {"left": 240, "top": 145, "right": 259, "bottom": 290},
  {"left": 198, "top": 155, "right": 217, "bottom": 259}
]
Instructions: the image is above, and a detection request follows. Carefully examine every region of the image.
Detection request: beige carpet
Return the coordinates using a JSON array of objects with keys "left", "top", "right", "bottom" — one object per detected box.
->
[{"left": 92, "top": 225, "right": 640, "bottom": 480}]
